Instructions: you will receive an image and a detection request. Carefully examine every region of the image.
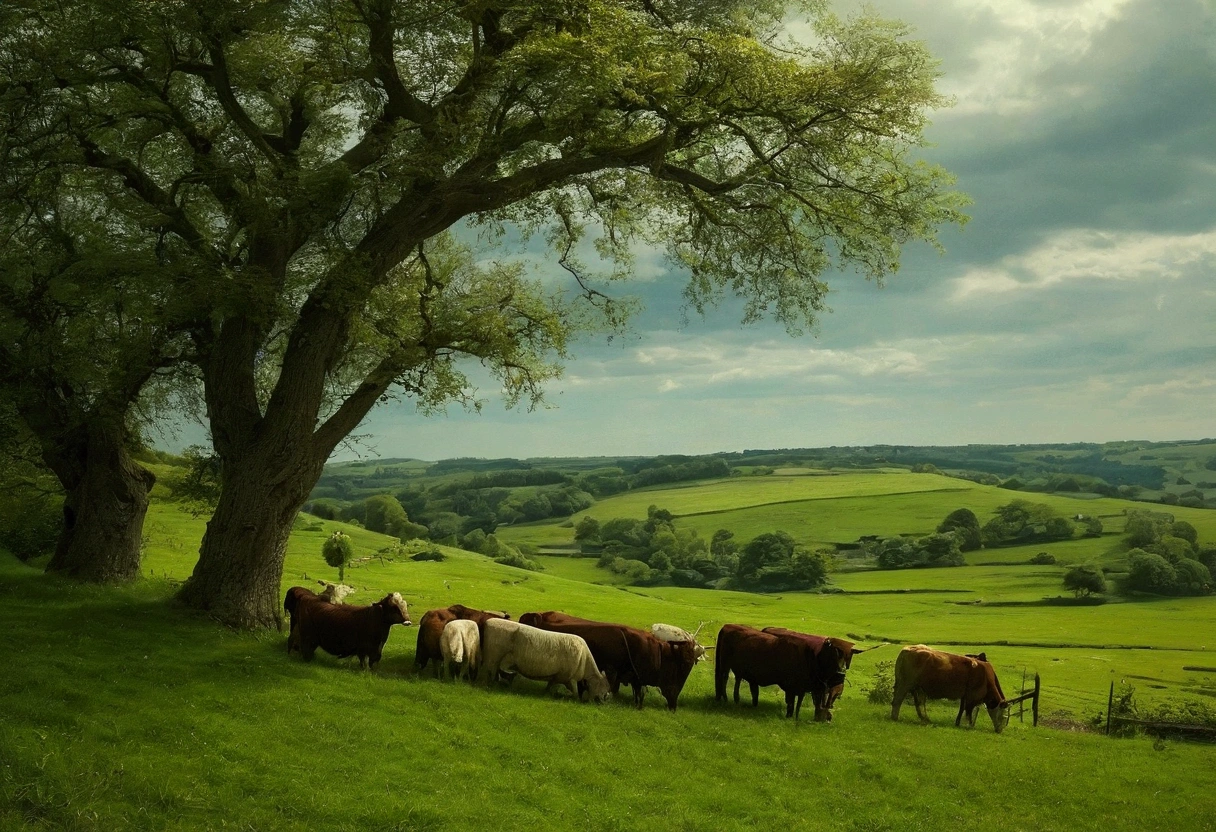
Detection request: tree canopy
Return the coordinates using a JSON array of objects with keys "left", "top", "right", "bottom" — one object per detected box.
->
[{"left": 3, "top": 0, "right": 966, "bottom": 626}]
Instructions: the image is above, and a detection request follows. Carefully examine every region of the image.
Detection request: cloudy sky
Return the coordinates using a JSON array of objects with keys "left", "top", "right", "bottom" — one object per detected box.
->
[{"left": 351, "top": 0, "right": 1216, "bottom": 462}]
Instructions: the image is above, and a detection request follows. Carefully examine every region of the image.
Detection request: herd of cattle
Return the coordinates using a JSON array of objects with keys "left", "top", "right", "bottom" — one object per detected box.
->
[{"left": 283, "top": 584, "right": 1014, "bottom": 732}]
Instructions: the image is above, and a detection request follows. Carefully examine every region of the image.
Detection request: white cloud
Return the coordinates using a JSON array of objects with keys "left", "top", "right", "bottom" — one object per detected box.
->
[
  {"left": 658, "top": 379, "right": 681, "bottom": 393},
  {"left": 629, "top": 340, "right": 932, "bottom": 388},
  {"left": 951, "top": 227, "right": 1216, "bottom": 299},
  {"left": 942, "top": 0, "right": 1134, "bottom": 114}
]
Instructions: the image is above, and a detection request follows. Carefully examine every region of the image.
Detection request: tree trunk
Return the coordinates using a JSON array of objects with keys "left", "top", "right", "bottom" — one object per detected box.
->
[
  {"left": 45, "top": 424, "right": 156, "bottom": 583},
  {"left": 177, "top": 439, "right": 327, "bottom": 630}
]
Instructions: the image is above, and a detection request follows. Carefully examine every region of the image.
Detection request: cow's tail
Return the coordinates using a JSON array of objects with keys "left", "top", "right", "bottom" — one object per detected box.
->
[{"left": 714, "top": 630, "right": 728, "bottom": 700}]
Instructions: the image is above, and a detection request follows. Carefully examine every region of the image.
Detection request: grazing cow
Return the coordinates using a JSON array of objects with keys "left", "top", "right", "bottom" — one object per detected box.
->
[
  {"left": 480, "top": 619, "right": 611, "bottom": 702},
  {"left": 762, "top": 627, "right": 858, "bottom": 721},
  {"left": 440, "top": 619, "right": 480, "bottom": 682},
  {"left": 891, "top": 645, "right": 1010, "bottom": 733},
  {"left": 958, "top": 652, "right": 989, "bottom": 726},
  {"left": 414, "top": 604, "right": 511, "bottom": 675},
  {"left": 651, "top": 623, "right": 709, "bottom": 662},
  {"left": 296, "top": 592, "right": 412, "bottom": 669},
  {"left": 521, "top": 611, "right": 698, "bottom": 710},
  {"left": 715, "top": 624, "right": 819, "bottom": 719}
]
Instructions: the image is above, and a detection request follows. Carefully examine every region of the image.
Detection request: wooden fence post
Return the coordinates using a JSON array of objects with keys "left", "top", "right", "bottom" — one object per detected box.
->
[
  {"left": 1032, "top": 674, "right": 1040, "bottom": 728},
  {"left": 1105, "top": 680, "right": 1115, "bottom": 736},
  {"left": 1019, "top": 669, "right": 1027, "bottom": 723}
]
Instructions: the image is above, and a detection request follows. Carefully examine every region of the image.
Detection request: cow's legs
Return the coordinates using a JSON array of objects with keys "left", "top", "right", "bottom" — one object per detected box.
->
[
  {"left": 784, "top": 690, "right": 798, "bottom": 719},
  {"left": 955, "top": 699, "right": 966, "bottom": 726},
  {"left": 913, "top": 691, "right": 930, "bottom": 723},
  {"left": 749, "top": 682, "right": 760, "bottom": 708},
  {"left": 891, "top": 682, "right": 910, "bottom": 721},
  {"left": 733, "top": 676, "right": 742, "bottom": 704},
  {"left": 632, "top": 683, "right": 645, "bottom": 709}
]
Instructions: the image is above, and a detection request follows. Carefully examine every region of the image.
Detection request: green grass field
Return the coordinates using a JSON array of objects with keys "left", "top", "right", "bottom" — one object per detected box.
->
[
  {"left": 4, "top": 474, "right": 1216, "bottom": 831},
  {"left": 496, "top": 471, "right": 1216, "bottom": 554}
]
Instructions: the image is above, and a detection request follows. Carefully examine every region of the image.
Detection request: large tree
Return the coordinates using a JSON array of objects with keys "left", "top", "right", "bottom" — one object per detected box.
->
[
  {"left": 6, "top": 0, "right": 966, "bottom": 626},
  {"left": 0, "top": 64, "right": 201, "bottom": 580}
]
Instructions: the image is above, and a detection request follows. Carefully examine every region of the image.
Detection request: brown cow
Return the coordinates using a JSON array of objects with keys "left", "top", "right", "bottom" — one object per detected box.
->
[
  {"left": 284, "top": 586, "right": 321, "bottom": 654},
  {"left": 891, "top": 645, "right": 1010, "bottom": 733},
  {"left": 762, "top": 627, "right": 858, "bottom": 721},
  {"left": 415, "top": 604, "right": 511, "bottom": 676},
  {"left": 295, "top": 593, "right": 411, "bottom": 669},
  {"left": 520, "top": 611, "right": 698, "bottom": 710},
  {"left": 957, "top": 652, "right": 989, "bottom": 726},
  {"left": 714, "top": 624, "right": 819, "bottom": 719}
]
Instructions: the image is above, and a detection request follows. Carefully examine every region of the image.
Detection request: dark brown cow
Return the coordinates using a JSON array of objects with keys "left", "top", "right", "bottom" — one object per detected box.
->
[
  {"left": 519, "top": 611, "right": 698, "bottom": 710},
  {"left": 415, "top": 604, "right": 511, "bottom": 675},
  {"left": 296, "top": 592, "right": 411, "bottom": 669},
  {"left": 284, "top": 586, "right": 321, "bottom": 654},
  {"left": 762, "top": 627, "right": 858, "bottom": 721},
  {"left": 714, "top": 624, "right": 819, "bottom": 719},
  {"left": 892, "top": 645, "right": 1010, "bottom": 733}
]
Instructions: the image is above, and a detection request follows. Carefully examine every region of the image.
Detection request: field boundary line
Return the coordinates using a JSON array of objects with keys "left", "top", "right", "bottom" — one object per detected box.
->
[{"left": 672, "top": 487, "right": 974, "bottom": 519}]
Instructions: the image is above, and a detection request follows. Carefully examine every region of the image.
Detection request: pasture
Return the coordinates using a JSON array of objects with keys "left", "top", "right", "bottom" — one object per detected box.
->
[
  {"left": 4, "top": 486, "right": 1216, "bottom": 830},
  {"left": 496, "top": 470, "right": 1216, "bottom": 553}
]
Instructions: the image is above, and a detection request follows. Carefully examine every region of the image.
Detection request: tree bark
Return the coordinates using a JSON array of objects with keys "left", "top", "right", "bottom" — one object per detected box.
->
[
  {"left": 44, "top": 423, "right": 156, "bottom": 583},
  {"left": 177, "top": 436, "right": 328, "bottom": 630}
]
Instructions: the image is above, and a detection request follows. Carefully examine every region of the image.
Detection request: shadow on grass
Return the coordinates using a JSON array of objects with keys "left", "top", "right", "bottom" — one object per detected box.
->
[{"left": 975, "top": 596, "right": 1108, "bottom": 607}]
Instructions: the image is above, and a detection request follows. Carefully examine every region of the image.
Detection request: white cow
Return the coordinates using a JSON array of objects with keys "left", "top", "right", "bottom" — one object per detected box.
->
[
  {"left": 316, "top": 580, "right": 355, "bottom": 604},
  {"left": 480, "top": 619, "right": 611, "bottom": 702},
  {"left": 440, "top": 619, "right": 480, "bottom": 682},
  {"left": 651, "top": 622, "right": 709, "bottom": 662}
]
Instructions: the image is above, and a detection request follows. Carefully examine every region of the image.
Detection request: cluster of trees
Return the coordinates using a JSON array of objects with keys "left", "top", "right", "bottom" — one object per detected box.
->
[
  {"left": 869, "top": 533, "right": 965, "bottom": 569},
  {"left": 862, "top": 507, "right": 980, "bottom": 569},
  {"left": 0, "top": 0, "right": 964, "bottom": 627},
  {"left": 980, "top": 500, "right": 1099, "bottom": 547},
  {"left": 1122, "top": 511, "right": 1213, "bottom": 596},
  {"left": 576, "top": 507, "right": 829, "bottom": 592}
]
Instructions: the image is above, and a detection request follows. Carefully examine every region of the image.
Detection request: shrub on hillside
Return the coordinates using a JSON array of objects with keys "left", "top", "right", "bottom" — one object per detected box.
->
[
  {"left": 1029, "top": 552, "right": 1057, "bottom": 565},
  {"left": 1150, "top": 534, "right": 1195, "bottom": 563},
  {"left": 1174, "top": 558, "right": 1212, "bottom": 595},
  {"left": 411, "top": 549, "right": 445, "bottom": 562},
  {"left": 670, "top": 568, "right": 710, "bottom": 588},
  {"left": 494, "top": 551, "right": 544, "bottom": 572},
  {"left": 322, "top": 531, "right": 354, "bottom": 582},
  {"left": 1063, "top": 565, "right": 1106, "bottom": 597},
  {"left": 1125, "top": 549, "right": 1176, "bottom": 594},
  {"left": 937, "top": 508, "right": 981, "bottom": 552},
  {"left": 866, "top": 660, "right": 895, "bottom": 705}
]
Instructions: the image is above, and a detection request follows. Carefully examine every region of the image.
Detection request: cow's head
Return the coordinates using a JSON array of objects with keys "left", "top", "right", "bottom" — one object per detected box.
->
[
  {"left": 585, "top": 670, "right": 612, "bottom": 704},
  {"left": 987, "top": 701, "right": 1012, "bottom": 733},
  {"left": 382, "top": 592, "right": 411, "bottom": 626},
  {"left": 518, "top": 612, "right": 542, "bottom": 627},
  {"left": 658, "top": 640, "right": 699, "bottom": 710}
]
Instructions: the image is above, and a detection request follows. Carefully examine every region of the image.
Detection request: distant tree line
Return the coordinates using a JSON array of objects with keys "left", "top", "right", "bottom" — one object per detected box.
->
[{"left": 574, "top": 506, "right": 829, "bottom": 592}]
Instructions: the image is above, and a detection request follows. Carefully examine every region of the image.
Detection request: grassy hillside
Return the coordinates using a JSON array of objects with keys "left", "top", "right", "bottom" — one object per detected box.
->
[
  {"left": 496, "top": 469, "right": 1216, "bottom": 554},
  {"left": 4, "top": 500, "right": 1216, "bottom": 830},
  {"left": 5, "top": 468, "right": 1216, "bottom": 831}
]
